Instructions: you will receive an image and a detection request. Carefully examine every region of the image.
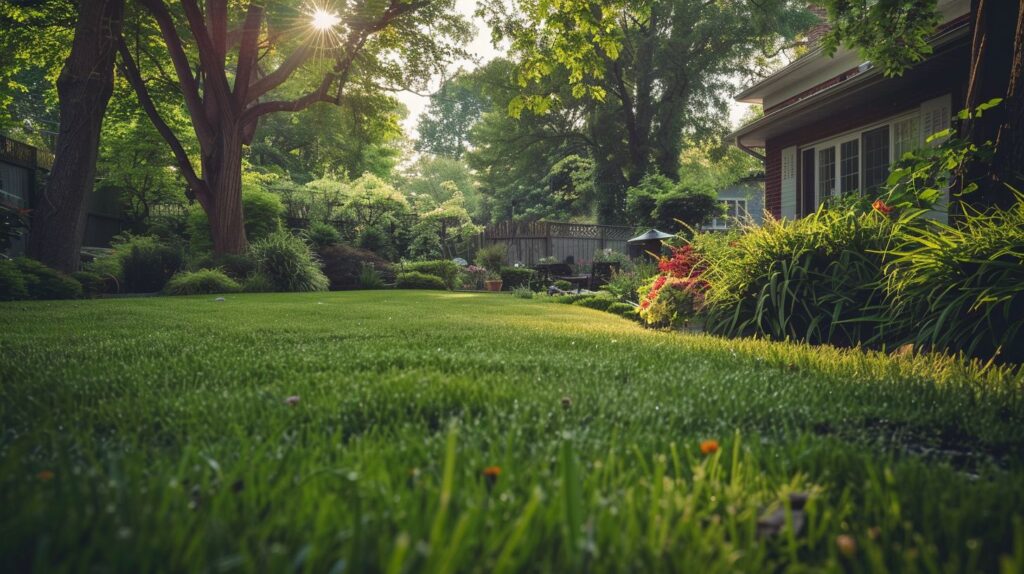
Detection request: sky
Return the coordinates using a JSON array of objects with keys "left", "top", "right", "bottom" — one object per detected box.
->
[{"left": 394, "top": 0, "right": 753, "bottom": 139}]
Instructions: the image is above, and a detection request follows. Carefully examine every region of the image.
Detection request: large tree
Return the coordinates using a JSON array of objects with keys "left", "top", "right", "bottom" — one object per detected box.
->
[
  {"left": 118, "top": 0, "right": 469, "bottom": 254},
  {"left": 3, "top": 0, "right": 124, "bottom": 272},
  {"left": 482, "top": 0, "right": 812, "bottom": 222},
  {"left": 819, "top": 0, "right": 1024, "bottom": 206}
]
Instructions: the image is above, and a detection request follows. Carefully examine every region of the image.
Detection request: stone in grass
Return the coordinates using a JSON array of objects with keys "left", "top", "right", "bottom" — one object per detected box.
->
[
  {"left": 284, "top": 395, "right": 300, "bottom": 406},
  {"left": 756, "top": 492, "right": 809, "bottom": 538},
  {"left": 214, "top": 297, "right": 226, "bottom": 302}
]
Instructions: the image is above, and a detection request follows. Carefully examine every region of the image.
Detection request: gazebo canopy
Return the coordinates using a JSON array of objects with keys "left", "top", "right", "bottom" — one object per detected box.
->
[{"left": 627, "top": 229, "right": 674, "bottom": 243}]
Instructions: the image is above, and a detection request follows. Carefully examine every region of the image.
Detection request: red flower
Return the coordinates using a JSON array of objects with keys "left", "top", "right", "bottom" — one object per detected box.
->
[{"left": 872, "top": 199, "right": 893, "bottom": 215}]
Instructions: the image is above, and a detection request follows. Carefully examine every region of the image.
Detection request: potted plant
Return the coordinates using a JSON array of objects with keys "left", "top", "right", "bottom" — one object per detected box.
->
[{"left": 484, "top": 271, "right": 503, "bottom": 292}]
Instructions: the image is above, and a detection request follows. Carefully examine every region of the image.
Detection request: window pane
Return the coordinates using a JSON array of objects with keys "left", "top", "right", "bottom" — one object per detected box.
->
[
  {"left": 893, "top": 116, "right": 920, "bottom": 160},
  {"left": 818, "top": 147, "right": 836, "bottom": 203},
  {"left": 862, "top": 126, "right": 890, "bottom": 193},
  {"left": 840, "top": 139, "right": 859, "bottom": 194}
]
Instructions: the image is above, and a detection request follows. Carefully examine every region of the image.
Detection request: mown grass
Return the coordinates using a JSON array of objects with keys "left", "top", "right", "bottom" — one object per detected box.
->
[{"left": 1, "top": 291, "right": 1022, "bottom": 572}]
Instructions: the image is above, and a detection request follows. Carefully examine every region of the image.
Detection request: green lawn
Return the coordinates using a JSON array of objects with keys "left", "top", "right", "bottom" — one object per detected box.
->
[{"left": 1, "top": 291, "right": 1022, "bottom": 572}]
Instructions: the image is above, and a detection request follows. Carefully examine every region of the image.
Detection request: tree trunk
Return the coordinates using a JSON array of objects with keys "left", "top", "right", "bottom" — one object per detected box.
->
[
  {"left": 202, "top": 128, "right": 247, "bottom": 254},
  {"left": 27, "top": 0, "right": 123, "bottom": 273},
  {"left": 964, "top": 0, "right": 1024, "bottom": 207}
]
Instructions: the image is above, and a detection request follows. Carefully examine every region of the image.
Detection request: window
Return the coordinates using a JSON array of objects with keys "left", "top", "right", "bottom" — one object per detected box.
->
[
  {"left": 706, "top": 198, "right": 748, "bottom": 230},
  {"left": 862, "top": 126, "right": 890, "bottom": 193},
  {"left": 840, "top": 139, "right": 859, "bottom": 193},
  {"left": 817, "top": 147, "right": 836, "bottom": 201},
  {"left": 892, "top": 116, "right": 920, "bottom": 160}
]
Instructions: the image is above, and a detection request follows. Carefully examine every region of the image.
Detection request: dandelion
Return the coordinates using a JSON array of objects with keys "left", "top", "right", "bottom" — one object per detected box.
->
[
  {"left": 699, "top": 439, "right": 719, "bottom": 455},
  {"left": 284, "top": 395, "right": 300, "bottom": 406},
  {"left": 37, "top": 470, "right": 55, "bottom": 481},
  {"left": 872, "top": 199, "right": 893, "bottom": 215},
  {"left": 836, "top": 534, "right": 857, "bottom": 558}
]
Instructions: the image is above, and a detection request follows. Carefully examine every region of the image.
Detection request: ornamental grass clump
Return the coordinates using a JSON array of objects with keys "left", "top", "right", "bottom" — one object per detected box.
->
[
  {"left": 248, "top": 231, "right": 328, "bottom": 292},
  {"left": 165, "top": 269, "right": 241, "bottom": 296}
]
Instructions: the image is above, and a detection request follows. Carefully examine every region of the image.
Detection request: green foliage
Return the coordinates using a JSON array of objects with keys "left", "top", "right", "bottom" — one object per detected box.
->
[
  {"left": 572, "top": 296, "right": 613, "bottom": 311},
  {"left": 70, "top": 271, "right": 105, "bottom": 298},
  {"left": 401, "top": 260, "right": 460, "bottom": 290},
  {"left": 553, "top": 279, "right": 573, "bottom": 291},
  {"left": 402, "top": 156, "right": 482, "bottom": 217},
  {"left": 190, "top": 253, "right": 257, "bottom": 281},
  {"left": 883, "top": 195, "right": 1024, "bottom": 362},
  {"left": 356, "top": 226, "right": 396, "bottom": 260},
  {"left": 117, "top": 236, "right": 183, "bottom": 293},
  {"left": 606, "top": 301, "right": 639, "bottom": 319},
  {"left": 408, "top": 190, "right": 482, "bottom": 260},
  {"left": 165, "top": 269, "right": 241, "bottom": 296},
  {"left": 188, "top": 189, "right": 284, "bottom": 253},
  {"left": 13, "top": 257, "right": 82, "bottom": 300},
  {"left": 476, "top": 243, "right": 507, "bottom": 271},
  {"left": 358, "top": 263, "right": 385, "bottom": 290},
  {"left": 248, "top": 232, "right": 328, "bottom": 293},
  {"left": 626, "top": 173, "right": 724, "bottom": 232},
  {"left": 0, "top": 204, "right": 30, "bottom": 252},
  {"left": 318, "top": 244, "right": 395, "bottom": 291},
  {"left": 818, "top": 0, "right": 940, "bottom": 77},
  {"left": 696, "top": 208, "right": 891, "bottom": 346},
  {"left": 415, "top": 73, "right": 488, "bottom": 159},
  {"left": 600, "top": 262, "right": 658, "bottom": 303},
  {"left": 499, "top": 267, "right": 536, "bottom": 290},
  {"left": 0, "top": 259, "right": 29, "bottom": 300},
  {"left": 395, "top": 271, "right": 447, "bottom": 290},
  {"left": 510, "top": 285, "right": 535, "bottom": 299},
  {"left": 303, "top": 222, "right": 342, "bottom": 250}
]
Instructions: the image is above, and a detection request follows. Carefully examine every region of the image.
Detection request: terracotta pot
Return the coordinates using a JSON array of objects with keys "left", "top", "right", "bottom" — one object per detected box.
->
[{"left": 484, "top": 280, "right": 503, "bottom": 292}]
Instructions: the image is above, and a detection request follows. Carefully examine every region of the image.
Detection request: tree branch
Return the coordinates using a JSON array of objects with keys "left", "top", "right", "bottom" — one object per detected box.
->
[
  {"left": 117, "top": 33, "right": 209, "bottom": 205},
  {"left": 234, "top": 1, "right": 266, "bottom": 104},
  {"left": 180, "top": 0, "right": 235, "bottom": 119}
]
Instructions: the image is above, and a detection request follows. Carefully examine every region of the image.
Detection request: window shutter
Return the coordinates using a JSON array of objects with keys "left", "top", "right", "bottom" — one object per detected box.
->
[
  {"left": 780, "top": 146, "right": 797, "bottom": 219},
  {"left": 920, "top": 94, "right": 951, "bottom": 146}
]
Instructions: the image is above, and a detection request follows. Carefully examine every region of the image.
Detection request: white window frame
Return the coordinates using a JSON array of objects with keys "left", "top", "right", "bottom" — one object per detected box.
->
[
  {"left": 705, "top": 198, "right": 748, "bottom": 230},
  {"left": 795, "top": 97, "right": 950, "bottom": 212}
]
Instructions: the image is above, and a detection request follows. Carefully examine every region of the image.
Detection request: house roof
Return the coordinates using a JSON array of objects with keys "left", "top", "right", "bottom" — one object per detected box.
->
[{"left": 728, "top": 17, "right": 970, "bottom": 149}]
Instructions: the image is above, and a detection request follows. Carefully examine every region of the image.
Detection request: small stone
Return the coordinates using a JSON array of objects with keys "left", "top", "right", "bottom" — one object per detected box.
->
[
  {"left": 284, "top": 395, "right": 300, "bottom": 406},
  {"left": 214, "top": 297, "right": 226, "bottom": 302}
]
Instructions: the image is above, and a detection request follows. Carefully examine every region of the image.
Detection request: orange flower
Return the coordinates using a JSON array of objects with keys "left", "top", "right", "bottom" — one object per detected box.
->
[
  {"left": 872, "top": 199, "right": 893, "bottom": 215},
  {"left": 836, "top": 534, "right": 857, "bottom": 558},
  {"left": 483, "top": 466, "right": 502, "bottom": 478},
  {"left": 36, "top": 470, "right": 55, "bottom": 481},
  {"left": 699, "top": 439, "right": 719, "bottom": 455}
]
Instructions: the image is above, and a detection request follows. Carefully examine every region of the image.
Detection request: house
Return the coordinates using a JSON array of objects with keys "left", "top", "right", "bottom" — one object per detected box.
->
[
  {"left": 728, "top": 0, "right": 971, "bottom": 224},
  {"left": 703, "top": 174, "right": 765, "bottom": 231}
]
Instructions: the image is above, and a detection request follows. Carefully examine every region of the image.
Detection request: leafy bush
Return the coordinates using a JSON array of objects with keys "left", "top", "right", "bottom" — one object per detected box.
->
[
  {"left": 606, "top": 301, "right": 638, "bottom": 318},
  {"left": 637, "top": 246, "right": 708, "bottom": 328},
  {"left": 395, "top": 271, "right": 447, "bottom": 290},
  {"left": 499, "top": 267, "right": 535, "bottom": 290},
  {"left": 573, "top": 296, "right": 613, "bottom": 311},
  {"left": 190, "top": 253, "right": 257, "bottom": 281},
  {"left": 460, "top": 265, "right": 488, "bottom": 290},
  {"left": 165, "top": 269, "right": 240, "bottom": 296},
  {"left": 600, "top": 261, "right": 657, "bottom": 303},
  {"left": 303, "top": 222, "right": 342, "bottom": 249},
  {"left": 71, "top": 271, "right": 105, "bottom": 298},
  {"left": 695, "top": 206, "right": 892, "bottom": 346},
  {"left": 188, "top": 189, "right": 284, "bottom": 253},
  {"left": 402, "top": 260, "right": 459, "bottom": 290},
  {"left": 357, "top": 226, "right": 397, "bottom": 260},
  {"left": 119, "top": 236, "right": 183, "bottom": 293},
  {"left": 553, "top": 279, "right": 573, "bottom": 291},
  {"left": 241, "top": 273, "right": 274, "bottom": 293},
  {"left": 248, "top": 231, "right": 328, "bottom": 292},
  {"left": 0, "top": 259, "right": 29, "bottom": 300},
  {"left": 358, "top": 263, "right": 385, "bottom": 289},
  {"left": 510, "top": 286, "right": 534, "bottom": 299},
  {"left": 882, "top": 196, "right": 1024, "bottom": 362},
  {"left": 475, "top": 243, "right": 506, "bottom": 271},
  {"left": 318, "top": 244, "right": 395, "bottom": 290},
  {"left": 14, "top": 258, "right": 83, "bottom": 300}
]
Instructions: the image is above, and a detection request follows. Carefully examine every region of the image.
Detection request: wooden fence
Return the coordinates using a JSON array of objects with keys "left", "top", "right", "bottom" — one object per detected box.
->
[{"left": 481, "top": 221, "right": 634, "bottom": 266}]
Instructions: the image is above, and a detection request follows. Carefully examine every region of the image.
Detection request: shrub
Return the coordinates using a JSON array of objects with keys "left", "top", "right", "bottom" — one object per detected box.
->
[
  {"left": 695, "top": 206, "right": 891, "bottom": 346},
  {"left": 460, "top": 265, "right": 488, "bottom": 290},
  {"left": 476, "top": 243, "right": 506, "bottom": 271},
  {"left": 357, "top": 226, "right": 396, "bottom": 260},
  {"left": 606, "top": 301, "right": 638, "bottom": 317},
  {"left": 119, "top": 236, "right": 183, "bottom": 293},
  {"left": 191, "top": 253, "right": 257, "bottom": 281},
  {"left": 165, "top": 269, "right": 241, "bottom": 296},
  {"left": 71, "top": 271, "right": 105, "bottom": 298},
  {"left": 600, "top": 261, "right": 658, "bottom": 303},
  {"left": 402, "top": 260, "right": 459, "bottom": 290},
  {"left": 241, "top": 273, "right": 274, "bottom": 293},
  {"left": 637, "top": 246, "right": 708, "bottom": 328},
  {"left": 14, "top": 258, "right": 83, "bottom": 300},
  {"left": 358, "top": 263, "right": 385, "bottom": 289},
  {"left": 510, "top": 286, "right": 534, "bottom": 299},
  {"left": 318, "top": 244, "right": 395, "bottom": 290},
  {"left": 553, "top": 279, "right": 573, "bottom": 291},
  {"left": 303, "top": 222, "right": 342, "bottom": 249},
  {"left": 0, "top": 259, "right": 29, "bottom": 301},
  {"left": 395, "top": 271, "right": 446, "bottom": 290},
  {"left": 573, "top": 296, "right": 613, "bottom": 311},
  {"left": 882, "top": 197, "right": 1024, "bottom": 362},
  {"left": 248, "top": 231, "right": 328, "bottom": 292},
  {"left": 499, "top": 267, "right": 535, "bottom": 290},
  {"left": 188, "top": 189, "right": 284, "bottom": 253}
]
